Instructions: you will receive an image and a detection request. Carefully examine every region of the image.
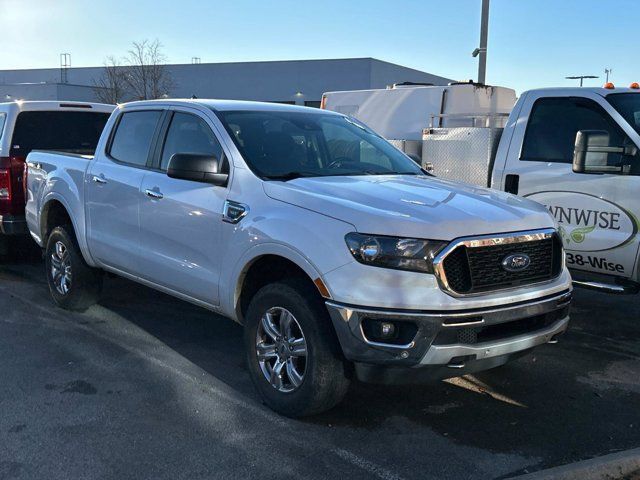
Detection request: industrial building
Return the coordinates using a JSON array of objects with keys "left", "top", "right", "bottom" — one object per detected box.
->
[{"left": 0, "top": 58, "right": 453, "bottom": 105}]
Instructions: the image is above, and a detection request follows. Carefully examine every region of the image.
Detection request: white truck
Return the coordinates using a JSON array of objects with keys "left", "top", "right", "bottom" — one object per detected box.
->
[
  {"left": 26, "top": 99, "right": 571, "bottom": 416},
  {"left": 323, "top": 83, "right": 640, "bottom": 294}
]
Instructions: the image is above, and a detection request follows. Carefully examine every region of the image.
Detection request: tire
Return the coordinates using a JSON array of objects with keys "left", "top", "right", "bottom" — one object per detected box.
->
[
  {"left": 244, "top": 280, "right": 350, "bottom": 417},
  {"left": 44, "top": 226, "right": 103, "bottom": 311}
]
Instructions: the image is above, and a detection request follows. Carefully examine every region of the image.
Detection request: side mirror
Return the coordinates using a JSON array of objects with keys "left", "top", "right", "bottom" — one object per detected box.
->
[
  {"left": 167, "top": 153, "right": 228, "bottom": 186},
  {"left": 573, "top": 130, "right": 636, "bottom": 174}
]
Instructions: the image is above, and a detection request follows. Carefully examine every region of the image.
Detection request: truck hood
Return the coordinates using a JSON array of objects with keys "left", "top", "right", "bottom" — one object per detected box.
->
[{"left": 263, "top": 175, "right": 554, "bottom": 240}]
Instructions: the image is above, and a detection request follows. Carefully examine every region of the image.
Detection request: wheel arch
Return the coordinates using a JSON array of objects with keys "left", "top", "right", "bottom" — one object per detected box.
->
[
  {"left": 231, "top": 246, "right": 331, "bottom": 325},
  {"left": 41, "top": 198, "right": 74, "bottom": 242},
  {"left": 39, "top": 195, "right": 95, "bottom": 267}
]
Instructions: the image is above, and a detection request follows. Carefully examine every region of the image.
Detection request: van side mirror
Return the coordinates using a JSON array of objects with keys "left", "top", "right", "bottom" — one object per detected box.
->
[
  {"left": 572, "top": 130, "right": 636, "bottom": 174},
  {"left": 167, "top": 153, "right": 228, "bottom": 186}
]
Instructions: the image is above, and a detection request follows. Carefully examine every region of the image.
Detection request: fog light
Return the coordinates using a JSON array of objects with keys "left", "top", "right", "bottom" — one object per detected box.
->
[
  {"left": 361, "top": 318, "right": 418, "bottom": 346},
  {"left": 380, "top": 322, "right": 395, "bottom": 338},
  {"left": 362, "top": 319, "right": 397, "bottom": 342}
]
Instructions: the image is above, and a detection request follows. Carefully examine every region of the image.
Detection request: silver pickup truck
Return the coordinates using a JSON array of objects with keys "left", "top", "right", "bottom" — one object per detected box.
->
[{"left": 25, "top": 99, "right": 572, "bottom": 416}]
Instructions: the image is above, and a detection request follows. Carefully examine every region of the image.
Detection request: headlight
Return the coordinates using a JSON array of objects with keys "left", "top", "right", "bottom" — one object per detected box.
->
[{"left": 345, "top": 233, "right": 447, "bottom": 274}]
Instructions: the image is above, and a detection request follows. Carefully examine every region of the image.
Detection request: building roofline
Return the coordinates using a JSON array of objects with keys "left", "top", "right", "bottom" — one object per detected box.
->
[
  {"left": 0, "top": 56, "right": 454, "bottom": 74},
  {"left": 0, "top": 82, "right": 96, "bottom": 88},
  {"left": 0, "top": 57, "right": 381, "bottom": 73}
]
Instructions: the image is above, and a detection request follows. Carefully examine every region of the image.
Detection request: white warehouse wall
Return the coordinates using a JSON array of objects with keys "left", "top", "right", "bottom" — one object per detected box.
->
[{"left": 0, "top": 58, "right": 453, "bottom": 104}]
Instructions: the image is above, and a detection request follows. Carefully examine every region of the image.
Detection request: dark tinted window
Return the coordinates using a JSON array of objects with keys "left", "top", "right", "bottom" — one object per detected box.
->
[
  {"left": 521, "top": 97, "right": 628, "bottom": 164},
  {"left": 10, "top": 111, "right": 110, "bottom": 156},
  {"left": 607, "top": 93, "right": 640, "bottom": 136},
  {"left": 109, "top": 111, "right": 162, "bottom": 167},
  {"left": 160, "top": 112, "right": 223, "bottom": 171}
]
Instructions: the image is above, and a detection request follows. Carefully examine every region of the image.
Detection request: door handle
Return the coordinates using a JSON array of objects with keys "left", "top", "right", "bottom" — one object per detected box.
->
[
  {"left": 145, "top": 189, "right": 164, "bottom": 200},
  {"left": 92, "top": 175, "right": 107, "bottom": 185}
]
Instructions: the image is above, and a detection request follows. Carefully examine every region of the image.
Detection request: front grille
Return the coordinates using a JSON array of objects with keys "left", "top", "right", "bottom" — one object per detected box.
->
[{"left": 441, "top": 233, "right": 562, "bottom": 295}]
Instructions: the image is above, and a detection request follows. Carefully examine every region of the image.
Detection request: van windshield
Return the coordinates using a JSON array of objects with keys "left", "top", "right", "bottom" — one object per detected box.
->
[
  {"left": 607, "top": 93, "right": 640, "bottom": 136},
  {"left": 214, "top": 109, "right": 423, "bottom": 180}
]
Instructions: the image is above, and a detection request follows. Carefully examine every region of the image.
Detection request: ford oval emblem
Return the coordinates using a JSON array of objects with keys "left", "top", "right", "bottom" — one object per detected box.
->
[{"left": 502, "top": 253, "right": 531, "bottom": 272}]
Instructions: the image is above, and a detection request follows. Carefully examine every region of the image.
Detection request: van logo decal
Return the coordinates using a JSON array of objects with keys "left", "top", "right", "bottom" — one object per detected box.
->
[
  {"left": 501, "top": 254, "right": 531, "bottom": 272},
  {"left": 524, "top": 191, "right": 638, "bottom": 252}
]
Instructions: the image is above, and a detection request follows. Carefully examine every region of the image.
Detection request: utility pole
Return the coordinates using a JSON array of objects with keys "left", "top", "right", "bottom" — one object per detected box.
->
[
  {"left": 59, "top": 53, "right": 71, "bottom": 84},
  {"left": 604, "top": 68, "right": 612, "bottom": 83},
  {"left": 472, "top": 0, "right": 490, "bottom": 85}
]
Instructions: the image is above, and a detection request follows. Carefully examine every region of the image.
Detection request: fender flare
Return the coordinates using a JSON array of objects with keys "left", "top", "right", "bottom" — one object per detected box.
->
[
  {"left": 224, "top": 242, "right": 326, "bottom": 323},
  {"left": 40, "top": 193, "right": 97, "bottom": 267}
]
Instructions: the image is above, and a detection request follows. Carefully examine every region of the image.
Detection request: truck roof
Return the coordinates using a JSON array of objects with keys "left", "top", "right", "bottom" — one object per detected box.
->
[
  {"left": 521, "top": 87, "right": 640, "bottom": 97},
  {"left": 0, "top": 100, "right": 114, "bottom": 114},
  {"left": 122, "top": 98, "right": 341, "bottom": 114}
]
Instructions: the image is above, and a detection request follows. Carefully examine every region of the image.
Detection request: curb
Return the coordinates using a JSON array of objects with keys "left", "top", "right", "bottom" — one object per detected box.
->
[{"left": 508, "top": 448, "right": 640, "bottom": 480}]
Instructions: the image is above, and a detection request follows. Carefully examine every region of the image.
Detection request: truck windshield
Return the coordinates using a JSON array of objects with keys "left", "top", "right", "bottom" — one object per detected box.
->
[
  {"left": 606, "top": 93, "right": 640, "bottom": 136},
  {"left": 10, "top": 111, "right": 111, "bottom": 156},
  {"left": 214, "top": 109, "right": 423, "bottom": 180}
]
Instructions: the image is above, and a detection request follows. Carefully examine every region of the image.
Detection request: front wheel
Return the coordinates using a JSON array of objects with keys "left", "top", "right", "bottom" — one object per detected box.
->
[
  {"left": 45, "top": 226, "right": 103, "bottom": 311},
  {"left": 244, "top": 281, "right": 350, "bottom": 417}
]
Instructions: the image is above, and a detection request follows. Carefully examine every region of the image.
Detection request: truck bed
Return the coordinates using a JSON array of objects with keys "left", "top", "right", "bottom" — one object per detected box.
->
[{"left": 25, "top": 150, "right": 94, "bottom": 247}]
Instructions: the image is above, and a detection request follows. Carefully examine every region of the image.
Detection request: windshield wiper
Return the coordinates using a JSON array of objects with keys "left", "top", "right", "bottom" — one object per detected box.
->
[
  {"left": 263, "top": 171, "right": 319, "bottom": 181},
  {"left": 360, "top": 170, "right": 421, "bottom": 176}
]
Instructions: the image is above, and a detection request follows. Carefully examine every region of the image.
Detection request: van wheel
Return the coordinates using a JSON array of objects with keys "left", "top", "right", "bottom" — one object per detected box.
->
[
  {"left": 244, "top": 281, "right": 350, "bottom": 417},
  {"left": 45, "top": 226, "right": 103, "bottom": 312}
]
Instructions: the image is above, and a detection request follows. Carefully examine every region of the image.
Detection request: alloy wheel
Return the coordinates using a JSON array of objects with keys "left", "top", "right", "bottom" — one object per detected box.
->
[
  {"left": 50, "top": 241, "right": 72, "bottom": 295},
  {"left": 256, "top": 307, "right": 308, "bottom": 393}
]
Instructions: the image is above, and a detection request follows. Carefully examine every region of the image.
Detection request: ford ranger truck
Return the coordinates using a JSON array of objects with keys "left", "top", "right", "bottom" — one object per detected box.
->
[
  {"left": 0, "top": 101, "right": 113, "bottom": 257},
  {"left": 25, "top": 99, "right": 572, "bottom": 417}
]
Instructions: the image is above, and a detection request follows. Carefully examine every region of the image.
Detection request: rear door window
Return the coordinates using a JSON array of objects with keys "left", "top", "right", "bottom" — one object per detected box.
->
[
  {"left": 109, "top": 111, "right": 162, "bottom": 167},
  {"left": 10, "top": 111, "right": 110, "bottom": 156}
]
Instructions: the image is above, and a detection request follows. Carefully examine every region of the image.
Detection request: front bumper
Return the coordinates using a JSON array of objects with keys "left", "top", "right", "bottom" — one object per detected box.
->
[
  {"left": 326, "top": 289, "right": 571, "bottom": 384},
  {"left": 0, "top": 214, "right": 28, "bottom": 236}
]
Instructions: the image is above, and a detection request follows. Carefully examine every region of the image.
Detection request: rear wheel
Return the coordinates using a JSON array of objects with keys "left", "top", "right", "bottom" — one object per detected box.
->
[
  {"left": 45, "top": 226, "right": 103, "bottom": 311},
  {"left": 244, "top": 280, "right": 350, "bottom": 417}
]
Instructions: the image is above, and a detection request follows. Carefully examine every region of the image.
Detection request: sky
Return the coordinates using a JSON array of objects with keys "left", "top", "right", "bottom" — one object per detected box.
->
[{"left": 0, "top": 0, "right": 638, "bottom": 94}]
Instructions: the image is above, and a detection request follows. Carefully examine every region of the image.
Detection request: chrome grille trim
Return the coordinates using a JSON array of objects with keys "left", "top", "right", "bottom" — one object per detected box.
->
[{"left": 433, "top": 228, "right": 562, "bottom": 298}]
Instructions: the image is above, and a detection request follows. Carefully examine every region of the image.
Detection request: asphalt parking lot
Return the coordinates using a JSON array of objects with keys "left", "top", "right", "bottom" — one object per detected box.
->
[{"left": 1, "top": 251, "right": 639, "bottom": 480}]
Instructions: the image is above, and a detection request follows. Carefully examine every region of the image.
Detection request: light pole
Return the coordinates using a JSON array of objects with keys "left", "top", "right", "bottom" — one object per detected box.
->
[
  {"left": 604, "top": 68, "right": 612, "bottom": 83},
  {"left": 565, "top": 75, "right": 599, "bottom": 87},
  {"left": 472, "top": 0, "right": 490, "bottom": 85}
]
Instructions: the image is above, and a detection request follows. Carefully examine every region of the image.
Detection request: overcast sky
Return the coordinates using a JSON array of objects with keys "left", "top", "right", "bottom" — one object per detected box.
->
[{"left": 0, "top": 0, "right": 637, "bottom": 94}]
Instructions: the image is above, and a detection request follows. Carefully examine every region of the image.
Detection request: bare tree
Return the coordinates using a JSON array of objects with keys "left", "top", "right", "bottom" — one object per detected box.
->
[
  {"left": 123, "top": 39, "right": 174, "bottom": 100},
  {"left": 92, "top": 56, "right": 127, "bottom": 104}
]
